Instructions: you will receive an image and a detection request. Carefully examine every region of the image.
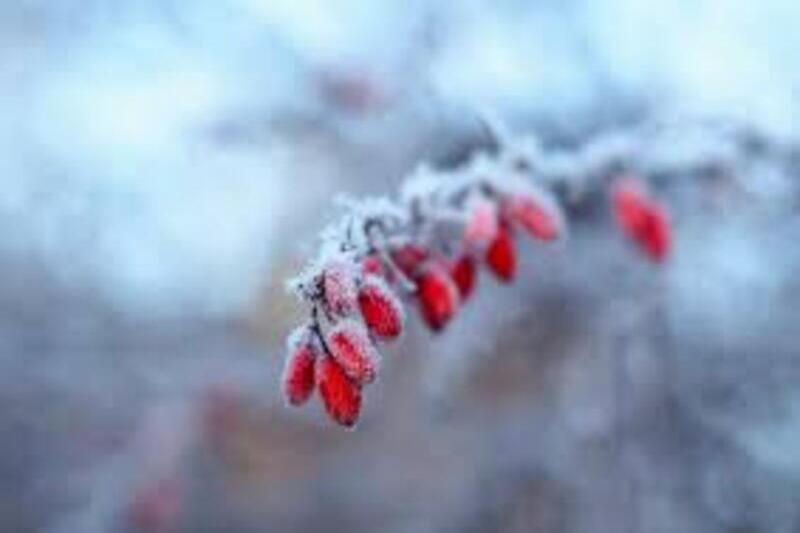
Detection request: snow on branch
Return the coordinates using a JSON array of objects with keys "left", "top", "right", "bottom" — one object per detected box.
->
[{"left": 278, "top": 114, "right": 794, "bottom": 428}]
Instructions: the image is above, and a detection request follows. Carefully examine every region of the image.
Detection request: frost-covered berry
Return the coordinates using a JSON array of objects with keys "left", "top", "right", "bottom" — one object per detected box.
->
[
  {"left": 504, "top": 192, "right": 564, "bottom": 241},
  {"left": 485, "top": 226, "right": 516, "bottom": 282},
  {"left": 322, "top": 260, "right": 359, "bottom": 317},
  {"left": 390, "top": 244, "right": 429, "bottom": 278},
  {"left": 611, "top": 179, "right": 672, "bottom": 263},
  {"left": 464, "top": 198, "right": 499, "bottom": 250},
  {"left": 358, "top": 275, "right": 405, "bottom": 340},
  {"left": 317, "top": 356, "right": 362, "bottom": 428},
  {"left": 450, "top": 254, "right": 477, "bottom": 301},
  {"left": 281, "top": 326, "right": 319, "bottom": 406},
  {"left": 416, "top": 263, "right": 460, "bottom": 331},
  {"left": 326, "top": 320, "right": 379, "bottom": 384}
]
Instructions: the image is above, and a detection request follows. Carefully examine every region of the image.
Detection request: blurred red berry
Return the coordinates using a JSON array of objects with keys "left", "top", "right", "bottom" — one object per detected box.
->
[
  {"left": 281, "top": 327, "right": 318, "bottom": 406},
  {"left": 636, "top": 203, "right": 671, "bottom": 262},
  {"left": 416, "top": 263, "right": 460, "bottom": 331},
  {"left": 450, "top": 254, "right": 477, "bottom": 301},
  {"left": 504, "top": 193, "right": 563, "bottom": 241},
  {"left": 322, "top": 260, "right": 358, "bottom": 317},
  {"left": 464, "top": 198, "right": 499, "bottom": 250},
  {"left": 326, "top": 320, "right": 379, "bottom": 384},
  {"left": 317, "top": 356, "right": 362, "bottom": 428},
  {"left": 611, "top": 179, "right": 672, "bottom": 263},
  {"left": 317, "top": 67, "right": 388, "bottom": 114},
  {"left": 361, "top": 254, "right": 385, "bottom": 277},
  {"left": 358, "top": 275, "right": 405, "bottom": 340},
  {"left": 128, "top": 478, "right": 182, "bottom": 533},
  {"left": 390, "top": 244, "right": 429, "bottom": 278},
  {"left": 200, "top": 383, "right": 245, "bottom": 449},
  {"left": 612, "top": 179, "right": 649, "bottom": 232},
  {"left": 485, "top": 226, "right": 516, "bottom": 282}
]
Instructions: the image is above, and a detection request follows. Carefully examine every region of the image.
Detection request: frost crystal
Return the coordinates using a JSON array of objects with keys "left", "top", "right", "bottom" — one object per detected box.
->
[
  {"left": 322, "top": 259, "right": 359, "bottom": 317},
  {"left": 464, "top": 197, "right": 500, "bottom": 250},
  {"left": 326, "top": 319, "right": 380, "bottom": 384}
]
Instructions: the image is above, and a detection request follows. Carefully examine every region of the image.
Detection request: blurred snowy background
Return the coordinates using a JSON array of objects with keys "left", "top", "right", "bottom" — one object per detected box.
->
[{"left": 1, "top": 1, "right": 799, "bottom": 532}]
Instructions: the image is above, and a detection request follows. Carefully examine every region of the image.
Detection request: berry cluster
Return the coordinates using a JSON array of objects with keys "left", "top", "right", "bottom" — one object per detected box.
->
[{"left": 282, "top": 139, "right": 672, "bottom": 428}]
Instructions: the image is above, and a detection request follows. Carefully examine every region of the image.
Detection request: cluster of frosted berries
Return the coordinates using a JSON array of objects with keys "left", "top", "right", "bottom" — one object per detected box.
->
[{"left": 282, "top": 144, "right": 672, "bottom": 428}]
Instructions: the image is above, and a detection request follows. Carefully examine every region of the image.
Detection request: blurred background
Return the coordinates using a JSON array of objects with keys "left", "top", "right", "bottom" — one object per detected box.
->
[{"left": 1, "top": 1, "right": 800, "bottom": 532}]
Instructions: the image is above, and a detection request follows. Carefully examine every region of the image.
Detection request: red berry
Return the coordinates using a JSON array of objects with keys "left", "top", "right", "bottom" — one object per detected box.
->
[
  {"left": 637, "top": 203, "right": 671, "bottom": 262},
  {"left": 450, "top": 254, "right": 477, "bottom": 301},
  {"left": 504, "top": 192, "right": 563, "bottom": 241},
  {"left": 464, "top": 198, "right": 499, "bottom": 250},
  {"left": 317, "top": 356, "right": 362, "bottom": 427},
  {"left": 485, "top": 226, "right": 516, "bottom": 282},
  {"left": 611, "top": 179, "right": 672, "bottom": 263},
  {"left": 361, "top": 254, "right": 385, "bottom": 277},
  {"left": 358, "top": 275, "right": 405, "bottom": 340},
  {"left": 416, "top": 263, "right": 460, "bottom": 331},
  {"left": 322, "top": 260, "right": 358, "bottom": 317},
  {"left": 281, "top": 326, "right": 319, "bottom": 406},
  {"left": 611, "top": 179, "right": 649, "bottom": 234},
  {"left": 390, "top": 244, "right": 429, "bottom": 278},
  {"left": 326, "top": 320, "right": 379, "bottom": 384}
]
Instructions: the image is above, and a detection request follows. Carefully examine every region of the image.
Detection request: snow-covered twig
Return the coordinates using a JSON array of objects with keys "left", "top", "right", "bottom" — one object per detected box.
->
[{"left": 280, "top": 117, "right": 683, "bottom": 428}]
